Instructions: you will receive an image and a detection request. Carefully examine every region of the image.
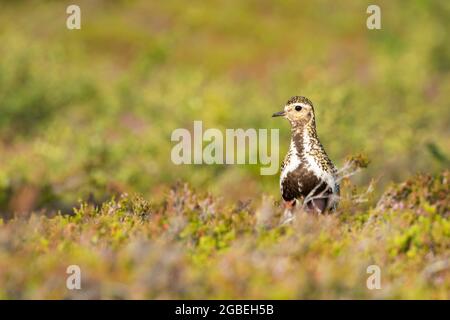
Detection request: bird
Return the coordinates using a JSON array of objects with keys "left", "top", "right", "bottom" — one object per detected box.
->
[{"left": 272, "top": 96, "right": 339, "bottom": 213}]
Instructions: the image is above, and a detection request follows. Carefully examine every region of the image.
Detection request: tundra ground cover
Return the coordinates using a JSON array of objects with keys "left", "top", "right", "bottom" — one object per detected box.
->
[
  {"left": 0, "top": 172, "right": 448, "bottom": 299},
  {"left": 0, "top": 1, "right": 448, "bottom": 299}
]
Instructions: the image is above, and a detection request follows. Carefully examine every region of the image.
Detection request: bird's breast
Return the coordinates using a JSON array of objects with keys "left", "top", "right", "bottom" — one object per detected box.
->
[{"left": 280, "top": 151, "right": 338, "bottom": 200}]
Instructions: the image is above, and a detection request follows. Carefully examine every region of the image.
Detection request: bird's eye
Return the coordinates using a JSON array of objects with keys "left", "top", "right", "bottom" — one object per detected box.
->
[{"left": 295, "top": 105, "right": 302, "bottom": 111}]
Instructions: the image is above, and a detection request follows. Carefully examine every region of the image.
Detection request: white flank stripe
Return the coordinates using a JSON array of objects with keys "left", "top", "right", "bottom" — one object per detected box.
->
[{"left": 280, "top": 140, "right": 301, "bottom": 190}]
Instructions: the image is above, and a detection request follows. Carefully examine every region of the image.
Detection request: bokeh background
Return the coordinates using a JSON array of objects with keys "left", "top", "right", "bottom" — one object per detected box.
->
[
  {"left": 0, "top": 0, "right": 448, "bottom": 214},
  {"left": 0, "top": 0, "right": 448, "bottom": 299}
]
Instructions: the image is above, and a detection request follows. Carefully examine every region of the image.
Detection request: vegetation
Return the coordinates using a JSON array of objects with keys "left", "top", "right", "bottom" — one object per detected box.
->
[
  {"left": 0, "top": 1, "right": 448, "bottom": 299},
  {"left": 0, "top": 172, "right": 448, "bottom": 299}
]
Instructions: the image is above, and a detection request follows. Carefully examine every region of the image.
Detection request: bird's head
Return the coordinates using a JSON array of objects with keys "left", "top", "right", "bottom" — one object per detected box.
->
[{"left": 272, "top": 96, "right": 315, "bottom": 128}]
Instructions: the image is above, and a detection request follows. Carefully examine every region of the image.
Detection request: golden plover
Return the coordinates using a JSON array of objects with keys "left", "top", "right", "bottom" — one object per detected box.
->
[{"left": 273, "top": 96, "right": 339, "bottom": 213}]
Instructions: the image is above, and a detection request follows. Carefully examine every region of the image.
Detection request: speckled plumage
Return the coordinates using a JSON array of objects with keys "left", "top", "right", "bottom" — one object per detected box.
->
[{"left": 274, "top": 96, "right": 339, "bottom": 212}]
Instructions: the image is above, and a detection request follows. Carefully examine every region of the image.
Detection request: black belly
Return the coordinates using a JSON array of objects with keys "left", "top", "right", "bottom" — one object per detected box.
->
[{"left": 281, "top": 167, "right": 331, "bottom": 202}]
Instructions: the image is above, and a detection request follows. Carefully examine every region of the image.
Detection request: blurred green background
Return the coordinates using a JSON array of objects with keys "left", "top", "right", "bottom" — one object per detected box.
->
[{"left": 0, "top": 0, "right": 449, "bottom": 216}]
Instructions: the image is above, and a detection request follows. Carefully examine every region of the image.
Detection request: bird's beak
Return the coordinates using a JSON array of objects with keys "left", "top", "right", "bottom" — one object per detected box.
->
[{"left": 272, "top": 110, "right": 286, "bottom": 117}]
